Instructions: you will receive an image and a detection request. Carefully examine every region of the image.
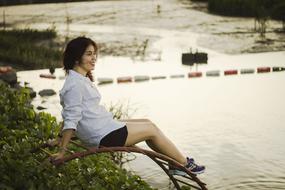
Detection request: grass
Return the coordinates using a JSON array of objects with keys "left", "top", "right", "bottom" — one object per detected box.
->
[
  {"left": 0, "top": 29, "right": 62, "bottom": 70},
  {"left": 0, "top": 0, "right": 96, "bottom": 7}
]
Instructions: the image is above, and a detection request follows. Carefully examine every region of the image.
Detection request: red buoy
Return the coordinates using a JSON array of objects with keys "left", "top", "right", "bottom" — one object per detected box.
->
[
  {"left": 257, "top": 67, "right": 270, "bottom": 73},
  {"left": 117, "top": 76, "right": 132, "bottom": 83},
  {"left": 188, "top": 72, "right": 202, "bottom": 78},
  {"left": 224, "top": 70, "right": 238, "bottom": 75},
  {"left": 0, "top": 66, "right": 13, "bottom": 73}
]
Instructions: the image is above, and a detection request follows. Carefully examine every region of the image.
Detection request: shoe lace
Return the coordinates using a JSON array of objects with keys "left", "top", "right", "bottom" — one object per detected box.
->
[{"left": 186, "top": 161, "right": 198, "bottom": 170}]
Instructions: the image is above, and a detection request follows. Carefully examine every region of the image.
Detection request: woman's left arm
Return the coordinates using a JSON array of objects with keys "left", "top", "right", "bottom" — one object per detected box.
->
[{"left": 51, "top": 129, "right": 74, "bottom": 161}]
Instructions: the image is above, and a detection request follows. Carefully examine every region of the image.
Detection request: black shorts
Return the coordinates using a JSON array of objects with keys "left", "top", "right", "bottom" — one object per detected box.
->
[{"left": 99, "top": 126, "right": 128, "bottom": 147}]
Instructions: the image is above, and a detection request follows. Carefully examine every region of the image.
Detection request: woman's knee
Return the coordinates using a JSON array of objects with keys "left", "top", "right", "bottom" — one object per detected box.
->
[
  {"left": 148, "top": 122, "right": 162, "bottom": 137},
  {"left": 137, "top": 122, "right": 158, "bottom": 139}
]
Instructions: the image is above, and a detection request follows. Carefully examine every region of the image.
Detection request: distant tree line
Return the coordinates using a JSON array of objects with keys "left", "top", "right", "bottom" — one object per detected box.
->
[
  {"left": 0, "top": 0, "right": 96, "bottom": 6},
  {"left": 191, "top": 0, "right": 284, "bottom": 21},
  {"left": 191, "top": 0, "right": 285, "bottom": 32},
  {"left": 208, "top": 0, "right": 284, "bottom": 19}
]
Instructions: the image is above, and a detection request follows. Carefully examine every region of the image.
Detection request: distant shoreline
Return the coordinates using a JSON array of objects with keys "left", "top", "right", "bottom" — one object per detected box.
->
[{"left": 1, "top": 0, "right": 285, "bottom": 70}]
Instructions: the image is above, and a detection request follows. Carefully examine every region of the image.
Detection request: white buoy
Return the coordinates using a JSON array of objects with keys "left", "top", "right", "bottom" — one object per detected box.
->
[
  {"left": 206, "top": 70, "right": 220, "bottom": 77},
  {"left": 151, "top": 76, "right": 167, "bottom": 80},
  {"left": 240, "top": 68, "right": 255, "bottom": 74},
  {"left": 97, "top": 77, "right": 114, "bottom": 85},
  {"left": 170, "top": 74, "right": 185, "bottom": 79},
  {"left": 134, "top": 75, "right": 150, "bottom": 82}
]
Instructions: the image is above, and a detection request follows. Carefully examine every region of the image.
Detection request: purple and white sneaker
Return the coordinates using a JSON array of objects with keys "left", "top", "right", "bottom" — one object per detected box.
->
[{"left": 169, "top": 157, "right": 205, "bottom": 176}]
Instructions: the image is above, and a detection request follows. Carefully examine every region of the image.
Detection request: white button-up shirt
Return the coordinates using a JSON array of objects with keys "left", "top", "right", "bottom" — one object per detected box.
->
[{"left": 60, "top": 70, "right": 125, "bottom": 147}]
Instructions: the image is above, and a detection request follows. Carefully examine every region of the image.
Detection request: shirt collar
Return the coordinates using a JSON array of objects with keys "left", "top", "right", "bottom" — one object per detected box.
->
[{"left": 69, "top": 70, "right": 90, "bottom": 82}]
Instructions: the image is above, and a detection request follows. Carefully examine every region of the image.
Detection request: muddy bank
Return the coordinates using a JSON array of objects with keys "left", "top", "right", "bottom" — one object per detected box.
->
[
  {"left": 0, "top": 0, "right": 284, "bottom": 63},
  {"left": 187, "top": 1, "right": 285, "bottom": 54}
]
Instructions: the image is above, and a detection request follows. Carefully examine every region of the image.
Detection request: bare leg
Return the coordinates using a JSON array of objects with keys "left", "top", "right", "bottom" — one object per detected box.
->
[{"left": 124, "top": 120, "right": 187, "bottom": 165}]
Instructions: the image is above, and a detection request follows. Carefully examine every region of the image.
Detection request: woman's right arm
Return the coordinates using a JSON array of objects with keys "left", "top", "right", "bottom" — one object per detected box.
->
[{"left": 52, "top": 83, "right": 83, "bottom": 160}]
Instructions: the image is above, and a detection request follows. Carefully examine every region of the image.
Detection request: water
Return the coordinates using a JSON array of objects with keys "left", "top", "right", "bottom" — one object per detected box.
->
[
  {"left": 3, "top": 0, "right": 285, "bottom": 189},
  {"left": 18, "top": 52, "right": 285, "bottom": 190}
]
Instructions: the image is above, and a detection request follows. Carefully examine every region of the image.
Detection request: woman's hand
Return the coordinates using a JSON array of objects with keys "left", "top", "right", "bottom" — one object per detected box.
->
[
  {"left": 49, "top": 147, "right": 67, "bottom": 163},
  {"left": 50, "top": 151, "right": 65, "bottom": 161},
  {"left": 49, "top": 129, "right": 73, "bottom": 163}
]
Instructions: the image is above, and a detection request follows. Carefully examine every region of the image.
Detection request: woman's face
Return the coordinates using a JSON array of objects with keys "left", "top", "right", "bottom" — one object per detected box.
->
[{"left": 78, "top": 44, "right": 97, "bottom": 72}]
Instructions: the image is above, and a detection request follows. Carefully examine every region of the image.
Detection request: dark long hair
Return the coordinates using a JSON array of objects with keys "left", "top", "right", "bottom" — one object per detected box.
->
[{"left": 63, "top": 37, "right": 98, "bottom": 82}]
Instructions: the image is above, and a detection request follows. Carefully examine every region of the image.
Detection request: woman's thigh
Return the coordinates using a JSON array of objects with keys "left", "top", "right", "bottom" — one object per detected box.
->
[{"left": 124, "top": 121, "right": 157, "bottom": 146}]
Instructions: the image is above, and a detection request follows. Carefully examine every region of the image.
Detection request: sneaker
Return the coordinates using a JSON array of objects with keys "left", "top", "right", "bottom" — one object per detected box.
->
[{"left": 169, "top": 157, "right": 205, "bottom": 176}]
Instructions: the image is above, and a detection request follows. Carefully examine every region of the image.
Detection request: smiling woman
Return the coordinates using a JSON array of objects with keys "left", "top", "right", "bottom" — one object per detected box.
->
[{"left": 62, "top": 37, "right": 97, "bottom": 82}]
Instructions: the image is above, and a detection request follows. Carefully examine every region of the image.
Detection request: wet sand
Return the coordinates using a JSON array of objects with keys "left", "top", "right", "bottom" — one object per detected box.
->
[{"left": 0, "top": 0, "right": 284, "bottom": 60}]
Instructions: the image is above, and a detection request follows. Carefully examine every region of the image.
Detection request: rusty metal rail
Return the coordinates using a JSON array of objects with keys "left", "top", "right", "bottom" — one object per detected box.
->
[{"left": 32, "top": 140, "right": 207, "bottom": 190}]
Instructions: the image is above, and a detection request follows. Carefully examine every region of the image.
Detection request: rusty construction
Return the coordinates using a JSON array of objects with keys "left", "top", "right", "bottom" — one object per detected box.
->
[{"left": 32, "top": 139, "right": 208, "bottom": 190}]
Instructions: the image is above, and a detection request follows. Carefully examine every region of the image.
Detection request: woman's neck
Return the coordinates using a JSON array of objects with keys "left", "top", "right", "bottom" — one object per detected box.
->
[{"left": 73, "top": 66, "right": 87, "bottom": 77}]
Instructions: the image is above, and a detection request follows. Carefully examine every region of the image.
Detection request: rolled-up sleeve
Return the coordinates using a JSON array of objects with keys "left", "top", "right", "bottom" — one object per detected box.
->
[{"left": 61, "top": 84, "right": 83, "bottom": 131}]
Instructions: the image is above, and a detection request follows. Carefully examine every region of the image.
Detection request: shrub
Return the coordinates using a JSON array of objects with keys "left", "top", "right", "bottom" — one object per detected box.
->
[
  {"left": 207, "top": 0, "right": 285, "bottom": 18},
  {"left": 0, "top": 83, "right": 154, "bottom": 190},
  {"left": 0, "top": 29, "right": 62, "bottom": 70}
]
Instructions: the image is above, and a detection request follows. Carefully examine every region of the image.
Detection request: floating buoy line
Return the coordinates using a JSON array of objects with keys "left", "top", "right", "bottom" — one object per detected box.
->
[
  {"left": 37, "top": 67, "right": 285, "bottom": 85},
  {"left": 95, "top": 66, "right": 284, "bottom": 85}
]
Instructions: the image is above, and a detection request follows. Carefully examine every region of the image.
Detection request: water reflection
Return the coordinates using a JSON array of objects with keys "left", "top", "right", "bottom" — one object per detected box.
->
[{"left": 18, "top": 51, "right": 285, "bottom": 189}]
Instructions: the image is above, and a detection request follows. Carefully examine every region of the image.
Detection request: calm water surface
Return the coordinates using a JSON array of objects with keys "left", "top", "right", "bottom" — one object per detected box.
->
[
  {"left": 18, "top": 52, "right": 285, "bottom": 190},
  {"left": 4, "top": 0, "right": 285, "bottom": 189}
]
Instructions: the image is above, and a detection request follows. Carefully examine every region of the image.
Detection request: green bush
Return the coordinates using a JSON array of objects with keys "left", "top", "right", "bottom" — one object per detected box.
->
[
  {"left": 207, "top": 0, "right": 285, "bottom": 20},
  {"left": 0, "top": 0, "right": 96, "bottom": 6},
  {"left": 271, "top": 2, "right": 285, "bottom": 21},
  {"left": 0, "top": 29, "right": 62, "bottom": 70},
  {"left": 208, "top": 0, "right": 255, "bottom": 17},
  {"left": 0, "top": 83, "right": 154, "bottom": 190}
]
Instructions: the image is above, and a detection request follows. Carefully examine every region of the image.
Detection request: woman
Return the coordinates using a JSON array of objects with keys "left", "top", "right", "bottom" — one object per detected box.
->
[{"left": 52, "top": 37, "right": 205, "bottom": 175}]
